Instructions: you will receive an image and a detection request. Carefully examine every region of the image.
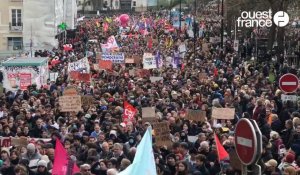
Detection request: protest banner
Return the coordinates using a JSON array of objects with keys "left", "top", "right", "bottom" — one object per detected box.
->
[
  {"left": 99, "top": 60, "right": 113, "bottom": 70},
  {"left": 101, "top": 53, "right": 125, "bottom": 64},
  {"left": 68, "top": 57, "right": 90, "bottom": 73},
  {"left": 186, "top": 110, "right": 206, "bottom": 122},
  {"left": 211, "top": 108, "right": 235, "bottom": 119},
  {"left": 59, "top": 95, "right": 82, "bottom": 112},
  {"left": 19, "top": 73, "right": 31, "bottom": 90},
  {"left": 150, "top": 76, "right": 163, "bottom": 83},
  {"left": 152, "top": 121, "right": 172, "bottom": 147},
  {"left": 81, "top": 95, "right": 94, "bottom": 106},
  {"left": 202, "top": 43, "right": 209, "bottom": 53},
  {"left": 143, "top": 53, "right": 157, "bottom": 69}
]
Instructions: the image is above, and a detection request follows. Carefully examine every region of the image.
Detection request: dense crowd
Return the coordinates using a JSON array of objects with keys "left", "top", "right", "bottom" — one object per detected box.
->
[{"left": 1, "top": 3, "right": 300, "bottom": 175}]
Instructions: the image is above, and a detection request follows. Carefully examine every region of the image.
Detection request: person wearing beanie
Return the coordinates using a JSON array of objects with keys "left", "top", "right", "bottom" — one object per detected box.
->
[
  {"left": 278, "top": 151, "right": 296, "bottom": 171},
  {"left": 36, "top": 160, "right": 50, "bottom": 175}
]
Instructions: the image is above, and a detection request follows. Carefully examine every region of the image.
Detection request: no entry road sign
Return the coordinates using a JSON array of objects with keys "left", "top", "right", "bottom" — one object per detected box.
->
[
  {"left": 234, "top": 118, "right": 260, "bottom": 165},
  {"left": 279, "top": 73, "right": 299, "bottom": 93}
]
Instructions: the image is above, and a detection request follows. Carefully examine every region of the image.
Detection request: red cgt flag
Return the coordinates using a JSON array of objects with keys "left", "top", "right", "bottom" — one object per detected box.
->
[
  {"left": 123, "top": 101, "right": 137, "bottom": 124},
  {"left": 52, "top": 139, "right": 80, "bottom": 175},
  {"left": 214, "top": 133, "right": 229, "bottom": 161}
]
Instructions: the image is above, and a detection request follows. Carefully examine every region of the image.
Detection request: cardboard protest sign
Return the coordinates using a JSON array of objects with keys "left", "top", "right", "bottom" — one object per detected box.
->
[
  {"left": 150, "top": 77, "right": 163, "bottom": 83},
  {"left": 59, "top": 95, "right": 82, "bottom": 112},
  {"left": 186, "top": 110, "right": 206, "bottom": 122},
  {"left": 143, "top": 53, "right": 157, "bottom": 69},
  {"left": 81, "top": 96, "right": 94, "bottom": 106},
  {"left": 11, "top": 137, "right": 28, "bottom": 147},
  {"left": 99, "top": 60, "right": 113, "bottom": 70},
  {"left": 142, "top": 107, "right": 156, "bottom": 121},
  {"left": 152, "top": 121, "right": 172, "bottom": 147},
  {"left": 211, "top": 108, "right": 235, "bottom": 119}
]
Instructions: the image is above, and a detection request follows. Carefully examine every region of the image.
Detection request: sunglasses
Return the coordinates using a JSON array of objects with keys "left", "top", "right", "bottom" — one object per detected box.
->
[{"left": 83, "top": 169, "right": 91, "bottom": 172}]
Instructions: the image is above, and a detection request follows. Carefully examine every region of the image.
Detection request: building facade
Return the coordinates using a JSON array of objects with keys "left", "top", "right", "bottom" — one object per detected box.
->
[{"left": 0, "top": 0, "right": 23, "bottom": 52}]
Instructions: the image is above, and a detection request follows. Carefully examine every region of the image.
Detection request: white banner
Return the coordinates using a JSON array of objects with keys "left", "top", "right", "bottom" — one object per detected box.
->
[
  {"left": 101, "top": 53, "right": 125, "bottom": 64},
  {"left": 143, "top": 53, "right": 157, "bottom": 70},
  {"left": 68, "top": 57, "right": 90, "bottom": 73}
]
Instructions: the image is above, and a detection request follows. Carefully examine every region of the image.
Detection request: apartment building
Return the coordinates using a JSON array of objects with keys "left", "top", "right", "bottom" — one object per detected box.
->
[{"left": 0, "top": 0, "right": 23, "bottom": 52}]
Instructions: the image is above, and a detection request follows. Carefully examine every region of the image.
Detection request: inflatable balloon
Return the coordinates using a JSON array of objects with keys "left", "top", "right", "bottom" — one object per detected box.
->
[{"left": 119, "top": 14, "right": 130, "bottom": 27}]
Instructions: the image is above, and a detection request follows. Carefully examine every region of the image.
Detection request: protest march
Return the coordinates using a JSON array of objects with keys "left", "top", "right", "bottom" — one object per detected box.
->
[{"left": 0, "top": 1, "right": 300, "bottom": 175}]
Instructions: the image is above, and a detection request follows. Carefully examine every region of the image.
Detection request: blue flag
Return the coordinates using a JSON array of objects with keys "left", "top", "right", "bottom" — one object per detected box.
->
[{"left": 118, "top": 127, "right": 157, "bottom": 175}]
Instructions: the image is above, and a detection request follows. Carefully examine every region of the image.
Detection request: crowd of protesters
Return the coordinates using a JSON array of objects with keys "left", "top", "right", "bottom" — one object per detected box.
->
[{"left": 1, "top": 2, "right": 300, "bottom": 175}]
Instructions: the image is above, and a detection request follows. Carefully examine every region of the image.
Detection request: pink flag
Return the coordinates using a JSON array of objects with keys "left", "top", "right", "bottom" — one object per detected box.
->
[{"left": 52, "top": 139, "right": 80, "bottom": 175}]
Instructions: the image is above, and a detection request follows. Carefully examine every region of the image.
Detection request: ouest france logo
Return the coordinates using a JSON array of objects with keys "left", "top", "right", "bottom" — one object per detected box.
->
[{"left": 237, "top": 10, "right": 289, "bottom": 27}]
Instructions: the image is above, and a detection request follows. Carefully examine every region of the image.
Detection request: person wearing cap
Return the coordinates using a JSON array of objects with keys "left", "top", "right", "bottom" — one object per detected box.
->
[
  {"left": 36, "top": 160, "right": 50, "bottom": 175},
  {"left": 264, "top": 159, "right": 280, "bottom": 175}
]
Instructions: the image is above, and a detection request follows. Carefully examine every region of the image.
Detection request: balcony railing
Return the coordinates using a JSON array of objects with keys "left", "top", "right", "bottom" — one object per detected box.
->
[
  {"left": 10, "top": 0, "right": 23, "bottom": 2},
  {"left": 9, "top": 22, "right": 23, "bottom": 32}
]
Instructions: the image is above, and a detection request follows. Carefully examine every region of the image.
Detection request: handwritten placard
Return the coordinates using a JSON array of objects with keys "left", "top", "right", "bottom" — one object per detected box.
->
[
  {"left": 186, "top": 110, "right": 206, "bottom": 122},
  {"left": 142, "top": 107, "right": 156, "bottom": 119},
  {"left": 59, "top": 95, "right": 82, "bottom": 112},
  {"left": 211, "top": 108, "right": 235, "bottom": 119},
  {"left": 153, "top": 121, "right": 172, "bottom": 147}
]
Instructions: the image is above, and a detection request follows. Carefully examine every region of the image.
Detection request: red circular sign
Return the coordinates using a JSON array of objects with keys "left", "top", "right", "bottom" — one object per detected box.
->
[
  {"left": 279, "top": 73, "right": 299, "bottom": 93},
  {"left": 234, "top": 119, "right": 257, "bottom": 165}
]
